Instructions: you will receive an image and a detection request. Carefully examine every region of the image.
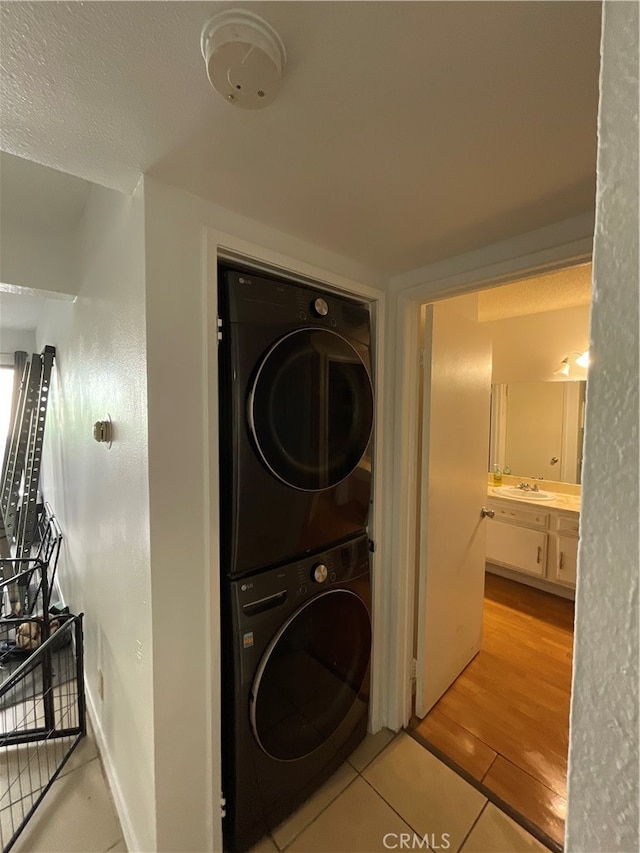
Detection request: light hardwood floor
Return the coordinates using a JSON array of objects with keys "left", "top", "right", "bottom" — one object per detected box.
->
[{"left": 412, "top": 573, "right": 574, "bottom": 847}]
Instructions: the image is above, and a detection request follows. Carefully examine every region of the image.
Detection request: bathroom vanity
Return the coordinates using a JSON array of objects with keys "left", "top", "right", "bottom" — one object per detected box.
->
[{"left": 485, "top": 483, "right": 580, "bottom": 599}]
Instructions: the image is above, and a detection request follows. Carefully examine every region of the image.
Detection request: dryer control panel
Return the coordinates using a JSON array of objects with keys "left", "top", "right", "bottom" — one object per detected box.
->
[{"left": 221, "top": 266, "right": 371, "bottom": 346}]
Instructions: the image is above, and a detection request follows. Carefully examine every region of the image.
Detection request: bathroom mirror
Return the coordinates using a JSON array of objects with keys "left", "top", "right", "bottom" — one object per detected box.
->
[{"left": 489, "top": 381, "right": 586, "bottom": 484}]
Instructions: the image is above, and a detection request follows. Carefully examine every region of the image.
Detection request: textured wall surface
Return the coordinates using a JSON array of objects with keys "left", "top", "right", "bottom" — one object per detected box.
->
[
  {"left": 566, "top": 2, "right": 639, "bottom": 851},
  {"left": 0, "top": 218, "right": 78, "bottom": 295},
  {"left": 38, "top": 183, "right": 155, "bottom": 852},
  {"left": 0, "top": 327, "right": 36, "bottom": 353}
]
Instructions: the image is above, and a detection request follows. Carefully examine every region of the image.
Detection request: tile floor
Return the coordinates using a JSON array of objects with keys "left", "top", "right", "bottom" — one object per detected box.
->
[
  {"left": 251, "top": 730, "right": 549, "bottom": 853},
  {"left": 1, "top": 720, "right": 125, "bottom": 853},
  {"left": 2, "top": 725, "right": 550, "bottom": 853}
]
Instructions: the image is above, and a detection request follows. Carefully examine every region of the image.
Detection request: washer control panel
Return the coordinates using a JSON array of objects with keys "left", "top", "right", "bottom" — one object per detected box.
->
[
  {"left": 297, "top": 291, "right": 336, "bottom": 326},
  {"left": 234, "top": 534, "right": 370, "bottom": 627},
  {"left": 312, "top": 562, "right": 328, "bottom": 583}
]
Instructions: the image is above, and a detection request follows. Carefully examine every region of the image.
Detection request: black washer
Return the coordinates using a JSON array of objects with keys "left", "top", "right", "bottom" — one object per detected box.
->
[{"left": 221, "top": 535, "right": 371, "bottom": 852}]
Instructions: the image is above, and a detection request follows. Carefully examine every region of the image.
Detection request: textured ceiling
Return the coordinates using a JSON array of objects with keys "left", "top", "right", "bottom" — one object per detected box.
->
[
  {"left": 0, "top": 1, "right": 601, "bottom": 274},
  {"left": 478, "top": 263, "right": 593, "bottom": 322}
]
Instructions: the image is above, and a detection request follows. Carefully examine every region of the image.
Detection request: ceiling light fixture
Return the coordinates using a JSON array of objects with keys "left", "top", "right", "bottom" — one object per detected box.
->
[
  {"left": 200, "top": 9, "right": 286, "bottom": 110},
  {"left": 554, "top": 350, "right": 590, "bottom": 377}
]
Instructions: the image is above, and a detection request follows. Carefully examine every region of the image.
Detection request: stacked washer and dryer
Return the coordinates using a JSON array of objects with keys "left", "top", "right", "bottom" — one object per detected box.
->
[{"left": 217, "top": 265, "right": 375, "bottom": 852}]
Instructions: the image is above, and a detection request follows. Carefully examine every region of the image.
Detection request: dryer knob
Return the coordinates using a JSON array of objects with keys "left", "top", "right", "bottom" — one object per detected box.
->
[
  {"left": 312, "top": 563, "right": 328, "bottom": 584},
  {"left": 312, "top": 297, "right": 329, "bottom": 317}
]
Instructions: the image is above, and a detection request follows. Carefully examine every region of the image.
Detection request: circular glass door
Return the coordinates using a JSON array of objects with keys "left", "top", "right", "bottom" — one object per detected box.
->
[
  {"left": 250, "top": 590, "right": 371, "bottom": 761},
  {"left": 248, "top": 329, "right": 374, "bottom": 491}
]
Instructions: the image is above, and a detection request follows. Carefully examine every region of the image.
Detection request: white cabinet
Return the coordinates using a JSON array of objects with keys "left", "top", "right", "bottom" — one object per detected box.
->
[
  {"left": 486, "top": 519, "right": 547, "bottom": 577},
  {"left": 485, "top": 498, "right": 579, "bottom": 595},
  {"left": 489, "top": 504, "right": 549, "bottom": 529},
  {"left": 553, "top": 534, "right": 579, "bottom": 587}
]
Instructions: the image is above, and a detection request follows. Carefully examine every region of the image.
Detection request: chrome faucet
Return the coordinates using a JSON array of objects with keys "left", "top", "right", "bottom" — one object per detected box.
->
[{"left": 517, "top": 482, "right": 540, "bottom": 492}]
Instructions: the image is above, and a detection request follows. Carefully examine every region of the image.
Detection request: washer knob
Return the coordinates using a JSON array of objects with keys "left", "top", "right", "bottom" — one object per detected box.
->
[
  {"left": 312, "top": 297, "right": 329, "bottom": 317},
  {"left": 312, "top": 563, "right": 328, "bottom": 583}
]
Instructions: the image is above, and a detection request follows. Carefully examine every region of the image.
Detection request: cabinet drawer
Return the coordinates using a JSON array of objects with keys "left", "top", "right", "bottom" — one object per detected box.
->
[
  {"left": 487, "top": 501, "right": 549, "bottom": 529},
  {"left": 486, "top": 520, "right": 548, "bottom": 577},
  {"left": 555, "top": 514, "right": 580, "bottom": 536}
]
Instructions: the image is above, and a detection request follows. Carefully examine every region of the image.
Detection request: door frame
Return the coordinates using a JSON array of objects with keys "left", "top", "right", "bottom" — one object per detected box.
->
[
  {"left": 384, "top": 235, "right": 593, "bottom": 730},
  {"left": 204, "top": 229, "right": 388, "bottom": 849}
]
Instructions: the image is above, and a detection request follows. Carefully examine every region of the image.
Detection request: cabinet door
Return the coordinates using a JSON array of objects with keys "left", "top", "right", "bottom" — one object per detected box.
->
[
  {"left": 554, "top": 535, "right": 578, "bottom": 587},
  {"left": 486, "top": 520, "right": 547, "bottom": 577}
]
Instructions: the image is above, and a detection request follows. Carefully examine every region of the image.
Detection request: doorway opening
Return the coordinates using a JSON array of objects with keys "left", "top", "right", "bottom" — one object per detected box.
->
[{"left": 408, "top": 262, "right": 592, "bottom": 850}]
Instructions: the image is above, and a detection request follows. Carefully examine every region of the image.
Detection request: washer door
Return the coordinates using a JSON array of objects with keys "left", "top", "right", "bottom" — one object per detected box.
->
[
  {"left": 250, "top": 589, "right": 372, "bottom": 761},
  {"left": 248, "top": 328, "right": 374, "bottom": 491}
]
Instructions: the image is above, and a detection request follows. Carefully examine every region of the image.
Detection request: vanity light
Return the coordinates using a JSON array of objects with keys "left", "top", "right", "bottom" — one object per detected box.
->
[
  {"left": 554, "top": 359, "right": 571, "bottom": 377},
  {"left": 554, "top": 350, "right": 589, "bottom": 376}
]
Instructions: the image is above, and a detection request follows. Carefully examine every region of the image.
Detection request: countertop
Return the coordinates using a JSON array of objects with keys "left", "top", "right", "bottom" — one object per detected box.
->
[{"left": 487, "top": 486, "right": 580, "bottom": 515}]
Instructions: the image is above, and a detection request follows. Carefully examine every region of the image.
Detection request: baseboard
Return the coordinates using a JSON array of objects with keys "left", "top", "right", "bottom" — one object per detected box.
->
[{"left": 84, "top": 686, "right": 141, "bottom": 853}]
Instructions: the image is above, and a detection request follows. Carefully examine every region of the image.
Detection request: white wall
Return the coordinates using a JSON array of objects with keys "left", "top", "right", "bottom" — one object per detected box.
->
[
  {"left": 142, "top": 176, "right": 382, "bottom": 852},
  {"left": 0, "top": 217, "right": 78, "bottom": 296},
  {"left": 566, "top": 2, "right": 639, "bottom": 851},
  {"left": 0, "top": 327, "right": 37, "bottom": 354},
  {"left": 485, "top": 304, "right": 590, "bottom": 384},
  {"left": 37, "top": 182, "right": 156, "bottom": 852}
]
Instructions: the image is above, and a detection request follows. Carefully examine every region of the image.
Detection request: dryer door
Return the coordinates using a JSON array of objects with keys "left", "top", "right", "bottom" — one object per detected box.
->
[
  {"left": 250, "top": 589, "right": 372, "bottom": 761},
  {"left": 248, "top": 328, "right": 374, "bottom": 491}
]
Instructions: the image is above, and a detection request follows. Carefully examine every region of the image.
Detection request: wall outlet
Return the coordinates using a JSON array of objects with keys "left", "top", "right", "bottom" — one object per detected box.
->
[{"left": 97, "top": 668, "right": 104, "bottom": 700}]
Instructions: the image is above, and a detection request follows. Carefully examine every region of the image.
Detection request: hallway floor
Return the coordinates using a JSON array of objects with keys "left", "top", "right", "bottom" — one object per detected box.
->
[
  {"left": 412, "top": 573, "right": 574, "bottom": 847},
  {"left": 252, "top": 729, "right": 548, "bottom": 853},
  {"left": 1, "top": 720, "right": 125, "bottom": 853},
  {"left": 2, "top": 723, "right": 548, "bottom": 853}
]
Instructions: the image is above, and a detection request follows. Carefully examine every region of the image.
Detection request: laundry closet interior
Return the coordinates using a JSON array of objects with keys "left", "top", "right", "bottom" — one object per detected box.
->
[{"left": 216, "top": 261, "right": 377, "bottom": 852}]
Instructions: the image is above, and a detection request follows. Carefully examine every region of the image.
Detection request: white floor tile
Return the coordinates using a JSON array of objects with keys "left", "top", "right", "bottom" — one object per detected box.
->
[
  {"left": 10, "top": 759, "right": 123, "bottom": 853},
  {"left": 1, "top": 794, "right": 32, "bottom": 852},
  {"left": 272, "top": 761, "right": 357, "bottom": 850},
  {"left": 347, "top": 728, "right": 396, "bottom": 772},
  {"left": 0, "top": 731, "right": 98, "bottom": 795},
  {"left": 363, "top": 732, "right": 486, "bottom": 852},
  {"left": 59, "top": 727, "right": 100, "bottom": 777},
  {"left": 460, "top": 803, "right": 549, "bottom": 853},
  {"left": 287, "top": 777, "right": 414, "bottom": 853}
]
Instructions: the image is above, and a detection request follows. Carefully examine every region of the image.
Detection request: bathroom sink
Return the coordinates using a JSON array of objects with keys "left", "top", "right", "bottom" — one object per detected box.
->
[{"left": 492, "top": 486, "right": 556, "bottom": 501}]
